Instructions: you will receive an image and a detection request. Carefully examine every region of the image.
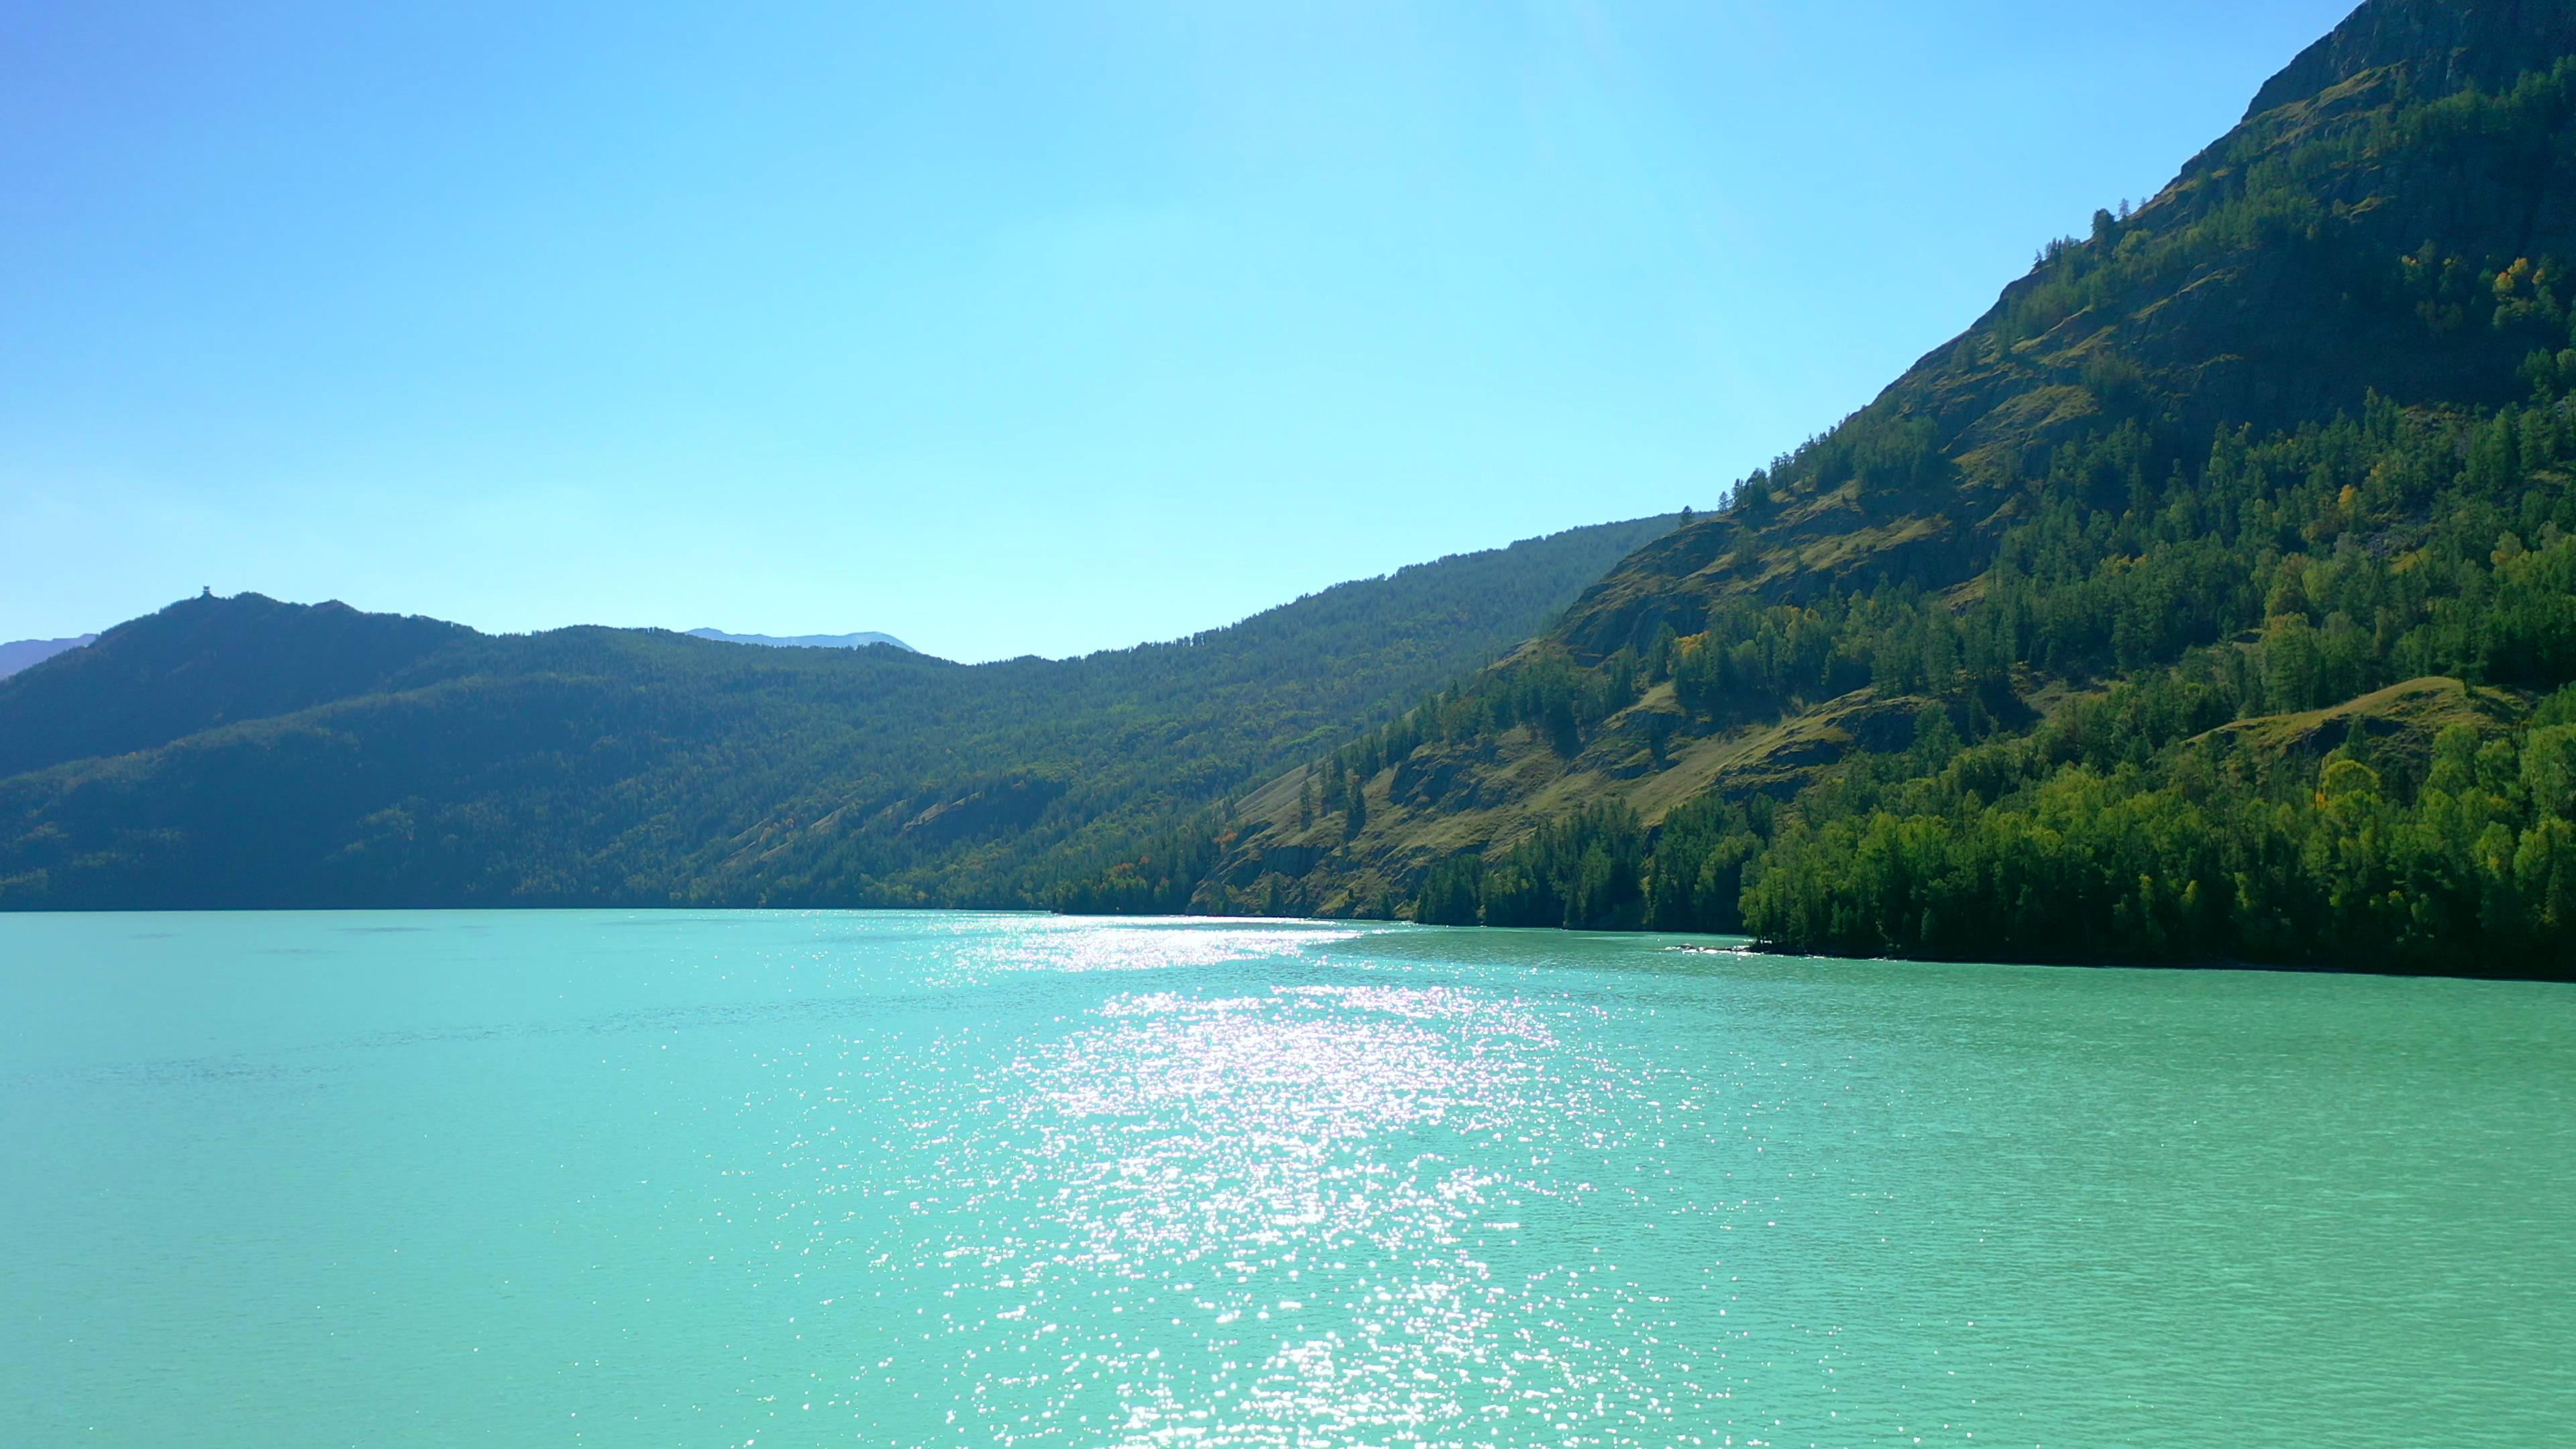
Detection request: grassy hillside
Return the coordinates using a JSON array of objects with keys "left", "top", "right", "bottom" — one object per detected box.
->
[
  {"left": 1093, "top": 0, "right": 2576, "bottom": 979},
  {"left": 0, "top": 516, "right": 1674, "bottom": 909}
]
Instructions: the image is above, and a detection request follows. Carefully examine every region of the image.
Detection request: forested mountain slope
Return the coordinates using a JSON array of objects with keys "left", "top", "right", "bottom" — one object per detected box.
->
[
  {"left": 0, "top": 517, "right": 1672, "bottom": 909},
  {"left": 0, "top": 597, "right": 472, "bottom": 779},
  {"left": 1097, "top": 0, "right": 2576, "bottom": 978}
]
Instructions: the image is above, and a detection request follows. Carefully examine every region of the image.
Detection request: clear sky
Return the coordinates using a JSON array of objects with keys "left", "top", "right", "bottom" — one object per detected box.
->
[{"left": 1, "top": 0, "right": 2359, "bottom": 661}]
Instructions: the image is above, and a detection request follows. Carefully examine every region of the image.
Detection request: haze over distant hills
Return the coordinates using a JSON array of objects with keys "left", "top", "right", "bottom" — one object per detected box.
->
[
  {"left": 0, "top": 636, "right": 97, "bottom": 682},
  {"left": 686, "top": 629, "right": 914, "bottom": 654}
]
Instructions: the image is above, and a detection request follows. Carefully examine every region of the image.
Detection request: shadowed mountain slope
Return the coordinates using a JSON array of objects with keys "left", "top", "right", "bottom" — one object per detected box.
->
[
  {"left": 0, "top": 598, "right": 470, "bottom": 780},
  {"left": 0, "top": 518, "right": 1674, "bottom": 910}
]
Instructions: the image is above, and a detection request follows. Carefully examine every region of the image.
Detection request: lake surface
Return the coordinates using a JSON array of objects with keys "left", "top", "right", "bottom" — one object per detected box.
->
[{"left": 3, "top": 912, "right": 2569, "bottom": 1448}]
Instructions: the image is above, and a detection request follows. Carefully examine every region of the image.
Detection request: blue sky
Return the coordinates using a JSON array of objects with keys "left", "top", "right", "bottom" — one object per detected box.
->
[{"left": 1, "top": 0, "right": 2358, "bottom": 661}]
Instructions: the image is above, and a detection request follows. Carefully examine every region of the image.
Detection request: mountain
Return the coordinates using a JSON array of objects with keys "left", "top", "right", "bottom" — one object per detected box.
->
[
  {"left": 686, "top": 629, "right": 914, "bottom": 653},
  {"left": 0, "top": 635, "right": 97, "bottom": 682},
  {"left": 0, "top": 601, "right": 468, "bottom": 780},
  {"left": 1083, "top": 0, "right": 2576, "bottom": 978},
  {"left": 0, "top": 517, "right": 1676, "bottom": 910}
]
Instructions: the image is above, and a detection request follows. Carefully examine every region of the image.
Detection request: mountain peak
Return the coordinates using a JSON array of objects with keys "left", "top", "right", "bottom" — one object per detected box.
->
[
  {"left": 0, "top": 594, "right": 475, "bottom": 779},
  {"left": 2247, "top": 0, "right": 2576, "bottom": 119}
]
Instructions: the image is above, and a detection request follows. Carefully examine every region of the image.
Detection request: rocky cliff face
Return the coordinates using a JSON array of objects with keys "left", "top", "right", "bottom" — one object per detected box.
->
[{"left": 2247, "top": 0, "right": 2576, "bottom": 117}]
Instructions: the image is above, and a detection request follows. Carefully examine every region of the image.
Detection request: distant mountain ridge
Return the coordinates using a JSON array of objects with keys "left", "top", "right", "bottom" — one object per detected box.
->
[
  {"left": 0, "top": 635, "right": 97, "bottom": 682},
  {"left": 0, "top": 517, "right": 1678, "bottom": 910},
  {"left": 687, "top": 629, "right": 914, "bottom": 653}
]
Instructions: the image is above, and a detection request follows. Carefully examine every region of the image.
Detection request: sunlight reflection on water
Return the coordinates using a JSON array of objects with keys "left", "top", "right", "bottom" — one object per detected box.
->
[
  {"left": 937, "top": 916, "right": 1366, "bottom": 980},
  {"left": 987, "top": 978, "right": 1634, "bottom": 1445}
]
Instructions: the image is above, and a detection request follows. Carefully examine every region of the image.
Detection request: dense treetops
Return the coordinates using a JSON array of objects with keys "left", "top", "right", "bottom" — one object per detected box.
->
[
  {"left": 0, "top": 594, "right": 473, "bottom": 779},
  {"left": 0, "top": 517, "right": 1673, "bottom": 910}
]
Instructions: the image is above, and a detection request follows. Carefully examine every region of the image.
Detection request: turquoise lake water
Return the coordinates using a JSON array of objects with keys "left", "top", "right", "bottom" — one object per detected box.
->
[{"left": 2, "top": 911, "right": 2570, "bottom": 1447}]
